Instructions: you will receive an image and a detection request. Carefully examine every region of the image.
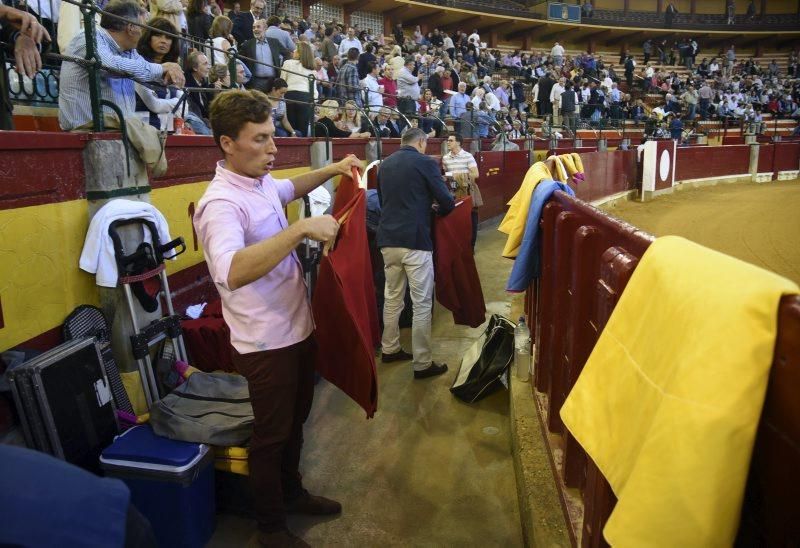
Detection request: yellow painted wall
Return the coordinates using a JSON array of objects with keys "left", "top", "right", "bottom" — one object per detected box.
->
[{"left": 0, "top": 165, "right": 313, "bottom": 352}]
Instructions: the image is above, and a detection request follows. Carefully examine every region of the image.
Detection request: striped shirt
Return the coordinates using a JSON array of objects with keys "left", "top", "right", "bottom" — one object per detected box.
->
[
  {"left": 442, "top": 148, "right": 478, "bottom": 175},
  {"left": 59, "top": 27, "right": 164, "bottom": 130}
]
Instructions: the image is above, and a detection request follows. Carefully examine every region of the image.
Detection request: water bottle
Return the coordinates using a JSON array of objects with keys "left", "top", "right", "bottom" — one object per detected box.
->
[{"left": 514, "top": 316, "right": 531, "bottom": 382}]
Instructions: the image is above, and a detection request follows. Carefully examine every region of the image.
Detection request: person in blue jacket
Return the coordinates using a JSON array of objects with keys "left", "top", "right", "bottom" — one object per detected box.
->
[
  {"left": 670, "top": 113, "right": 684, "bottom": 141},
  {"left": 0, "top": 444, "right": 156, "bottom": 547},
  {"left": 377, "top": 128, "right": 455, "bottom": 379}
]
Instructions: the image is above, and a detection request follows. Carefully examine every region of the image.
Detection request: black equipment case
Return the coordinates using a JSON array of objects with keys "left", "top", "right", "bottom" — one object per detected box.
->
[{"left": 8, "top": 337, "right": 119, "bottom": 472}]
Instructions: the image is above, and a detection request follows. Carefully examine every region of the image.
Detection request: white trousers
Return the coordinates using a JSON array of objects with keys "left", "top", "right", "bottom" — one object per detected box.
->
[{"left": 380, "top": 247, "right": 434, "bottom": 371}]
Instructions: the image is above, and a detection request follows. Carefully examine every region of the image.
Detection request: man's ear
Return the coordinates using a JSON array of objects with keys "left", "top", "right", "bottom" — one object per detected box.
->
[{"left": 219, "top": 134, "right": 235, "bottom": 155}]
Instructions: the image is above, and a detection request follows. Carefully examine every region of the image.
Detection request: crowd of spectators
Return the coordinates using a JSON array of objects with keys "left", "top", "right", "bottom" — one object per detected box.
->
[{"left": 2, "top": 0, "right": 799, "bottom": 139}]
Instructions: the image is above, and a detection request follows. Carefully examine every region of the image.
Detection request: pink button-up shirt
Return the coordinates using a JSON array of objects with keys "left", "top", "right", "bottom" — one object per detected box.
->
[{"left": 194, "top": 161, "right": 313, "bottom": 353}]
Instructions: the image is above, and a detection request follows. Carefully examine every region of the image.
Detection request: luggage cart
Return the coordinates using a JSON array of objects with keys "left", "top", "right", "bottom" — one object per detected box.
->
[{"left": 108, "top": 218, "right": 187, "bottom": 409}]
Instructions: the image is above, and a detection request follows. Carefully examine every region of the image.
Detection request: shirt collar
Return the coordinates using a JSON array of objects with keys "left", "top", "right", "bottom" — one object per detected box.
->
[{"left": 216, "top": 160, "right": 271, "bottom": 191}]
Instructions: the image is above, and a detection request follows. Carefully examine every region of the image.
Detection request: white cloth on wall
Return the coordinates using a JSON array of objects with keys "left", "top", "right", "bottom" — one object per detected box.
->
[{"left": 79, "top": 199, "right": 174, "bottom": 287}]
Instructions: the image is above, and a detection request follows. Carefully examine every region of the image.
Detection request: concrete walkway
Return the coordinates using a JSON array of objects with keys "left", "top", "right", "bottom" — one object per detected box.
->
[{"left": 211, "top": 222, "right": 524, "bottom": 547}]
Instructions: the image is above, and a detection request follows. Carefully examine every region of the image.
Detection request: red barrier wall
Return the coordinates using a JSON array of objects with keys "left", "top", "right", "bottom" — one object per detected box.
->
[
  {"left": 571, "top": 150, "right": 639, "bottom": 202},
  {"left": 675, "top": 144, "right": 750, "bottom": 180},
  {"left": 528, "top": 191, "right": 800, "bottom": 547},
  {"left": 774, "top": 142, "right": 800, "bottom": 173},
  {"left": 475, "top": 150, "right": 530, "bottom": 221}
]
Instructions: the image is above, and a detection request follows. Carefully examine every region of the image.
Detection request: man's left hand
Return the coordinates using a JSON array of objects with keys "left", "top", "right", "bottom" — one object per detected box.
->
[
  {"left": 333, "top": 154, "right": 361, "bottom": 177},
  {"left": 14, "top": 33, "right": 41, "bottom": 79}
]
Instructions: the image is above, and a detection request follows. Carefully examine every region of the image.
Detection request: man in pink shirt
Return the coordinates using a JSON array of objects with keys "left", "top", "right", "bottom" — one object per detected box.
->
[{"left": 193, "top": 89, "right": 360, "bottom": 547}]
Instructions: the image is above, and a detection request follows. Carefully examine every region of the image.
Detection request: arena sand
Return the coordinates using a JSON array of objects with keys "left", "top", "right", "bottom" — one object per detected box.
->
[{"left": 602, "top": 180, "right": 800, "bottom": 286}]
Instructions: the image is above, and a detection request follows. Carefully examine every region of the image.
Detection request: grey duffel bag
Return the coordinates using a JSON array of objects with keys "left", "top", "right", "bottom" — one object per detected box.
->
[{"left": 149, "top": 371, "right": 253, "bottom": 446}]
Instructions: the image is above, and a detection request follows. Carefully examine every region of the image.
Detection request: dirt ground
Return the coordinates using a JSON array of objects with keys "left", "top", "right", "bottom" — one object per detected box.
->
[{"left": 602, "top": 180, "right": 800, "bottom": 286}]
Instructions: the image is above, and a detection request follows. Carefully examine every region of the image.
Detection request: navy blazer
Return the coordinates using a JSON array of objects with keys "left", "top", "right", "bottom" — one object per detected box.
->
[{"left": 376, "top": 146, "right": 455, "bottom": 251}]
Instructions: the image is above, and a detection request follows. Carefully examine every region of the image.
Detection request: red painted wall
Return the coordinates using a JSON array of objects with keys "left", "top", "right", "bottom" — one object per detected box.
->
[
  {"left": 675, "top": 144, "right": 750, "bottom": 180},
  {"left": 571, "top": 150, "right": 639, "bottom": 202}
]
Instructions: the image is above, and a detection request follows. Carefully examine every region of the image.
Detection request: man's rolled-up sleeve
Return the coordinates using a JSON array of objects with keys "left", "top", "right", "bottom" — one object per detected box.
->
[{"left": 195, "top": 200, "right": 246, "bottom": 292}]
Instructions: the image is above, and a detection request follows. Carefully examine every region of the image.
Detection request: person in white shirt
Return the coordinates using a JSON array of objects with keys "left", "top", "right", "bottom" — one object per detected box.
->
[
  {"left": 549, "top": 77, "right": 565, "bottom": 126},
  {"left": 338, "top": 26, "right": 363, "bottom": 57},
  {"left": 471, "top": 87, "right": 486, "bottom": 109},
  {"left": 551, "top": 42, "right": 565, "bottom": 67},
  {"left": 467, "top": 29, "right": 481, "bottom": 51},
  {"left": 484, "top": 91, "right": 501, "bottom": 112},
  {"left": 361, "top": 61, "right": 383, "bottom": 111}
]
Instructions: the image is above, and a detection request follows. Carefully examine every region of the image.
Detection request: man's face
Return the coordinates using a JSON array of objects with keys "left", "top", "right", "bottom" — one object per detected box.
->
[
  {"left": 347, "top": 27, "right": 355, "bottom": 39},
  {"left": 458, "top": 83, "right": 466, "bottom": 94},
  {"left": 251, "top": 1, "right": 265, "bottom": 17},
  {"left": 194, "top": 54, "right": 210, "bottom": 78},
  {"left": 378, "top": 112, "right": 389, "bottom": 124},
  {"left": 222, "top": 118, "right": 278, "bottom": 178},
  {"left": 253, "top": 21, "right": 265, "bottom": 39},
  {"left": 233, "top": 2, "right": 240, "bottom": 13},
  {"left": 236, "top": 63, "right": 246, "bottom": 83},
  {"left": 446, "top": 135, "right": 460, "bottom": 154}
]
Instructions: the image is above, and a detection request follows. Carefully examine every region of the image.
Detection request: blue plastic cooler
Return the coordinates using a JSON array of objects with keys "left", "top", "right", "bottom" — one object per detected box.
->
[{"left": 100, "top": 425, "right": 216, "bottom": 547}]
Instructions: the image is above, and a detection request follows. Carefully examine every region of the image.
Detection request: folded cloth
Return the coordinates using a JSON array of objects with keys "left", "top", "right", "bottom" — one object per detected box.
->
[
  {"left": 505, "top": 180, "right": 574, "bottom": 292},
  {"left": 561, "top": 236, "right": 799, "bottom": 547},
  {"left": 498, "top": 162, "right": 553, "bottom": 258}
]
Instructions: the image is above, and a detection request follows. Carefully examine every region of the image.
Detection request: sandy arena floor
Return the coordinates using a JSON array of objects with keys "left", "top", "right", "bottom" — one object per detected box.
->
[{"left": 603, "top": 180, "right": 800, "bottom": 286}]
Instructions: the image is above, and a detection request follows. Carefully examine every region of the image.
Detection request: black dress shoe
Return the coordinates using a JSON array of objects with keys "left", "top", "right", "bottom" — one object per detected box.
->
[
  {"left": 381, "top": 349, "right": 413, "bottom": 363},
  {"left": 258, "top": 529, "right": 310, "bottom": 547},
  {"left": 414, "top": 362, "right": 449, "bottom": 379},
  {"left": 285, "top": 492, "right": 342, "bottom": 516}
]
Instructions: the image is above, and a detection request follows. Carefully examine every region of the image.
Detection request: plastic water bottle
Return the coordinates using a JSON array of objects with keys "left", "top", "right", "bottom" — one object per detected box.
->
[{"left": 514, "top": 316, "right": 531, "bottom": 382}]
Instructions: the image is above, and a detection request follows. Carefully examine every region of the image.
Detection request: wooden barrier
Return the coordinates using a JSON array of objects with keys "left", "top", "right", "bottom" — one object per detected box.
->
[{"left": 526, "top": 191, "right": 800, "bottom": 547}]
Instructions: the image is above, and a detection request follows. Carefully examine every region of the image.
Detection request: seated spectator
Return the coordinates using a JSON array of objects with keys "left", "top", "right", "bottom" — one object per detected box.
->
[
  {"left": 58, "top": 0, "right": 185, "bottom": 131},
  {"left": 266, "top": 77, "right": 301, "bottom": 137},
  {"left": 209, "top": 63, "right": 231, "bottom": 89},
  {"left": 337, "top": 100, "right": 368, "bottom": 135},
  {"left": 315, "top": 99, "right": 369, "bottom": 138},
  {"left": 134, "top": 17, "right": 184, "bottom": 131},
  {"left": 364, "top": 107, "right": 393, "bottom": 138},
  {"left": 182, "top": 50, "right": 213, "bottom": 134},
  {"left": 417, "top": 88, "right": 443, "bottom": 137}
]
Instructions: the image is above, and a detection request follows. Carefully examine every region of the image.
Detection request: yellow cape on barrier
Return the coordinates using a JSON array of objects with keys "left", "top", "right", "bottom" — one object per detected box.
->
[
  {"left": 561, "top": 235, "right": 798, "bottom": 547},
  {"left": 498, "top": 161, "right": 553, "bottom": 258}
]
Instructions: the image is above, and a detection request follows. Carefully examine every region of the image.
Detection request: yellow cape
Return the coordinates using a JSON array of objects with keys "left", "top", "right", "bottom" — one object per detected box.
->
[
  {"left": 561, "top": 236, "right": 798, "bottom": 547},
  {"left": 497, "top": 161, "right": 553, "bottom": 258}
]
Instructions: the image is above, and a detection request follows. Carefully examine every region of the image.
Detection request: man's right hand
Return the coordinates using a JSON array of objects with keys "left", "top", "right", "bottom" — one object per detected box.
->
[
  {"left": 162, "top": 62, "right": 186, "bottom": 88},
  {"left": 0, "top": 6, "right": 50, "bottom": 43},
  {"left": 301, "top": 215, "right": 340, "bottom": 251}
]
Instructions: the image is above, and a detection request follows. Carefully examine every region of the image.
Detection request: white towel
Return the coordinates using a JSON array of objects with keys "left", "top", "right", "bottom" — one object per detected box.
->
[{"left": 79, "top": 199, "right": 174, "bottom": 287}]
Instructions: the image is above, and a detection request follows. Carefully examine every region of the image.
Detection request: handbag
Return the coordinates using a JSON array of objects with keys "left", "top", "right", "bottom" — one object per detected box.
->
[{"left": 450, "top": 315, "right": 514, "bottom": 403}]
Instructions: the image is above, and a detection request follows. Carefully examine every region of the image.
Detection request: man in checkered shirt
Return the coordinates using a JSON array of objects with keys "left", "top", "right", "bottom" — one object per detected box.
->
[{"left": 442, "top": 133, "right": 481, "bottom": 249}]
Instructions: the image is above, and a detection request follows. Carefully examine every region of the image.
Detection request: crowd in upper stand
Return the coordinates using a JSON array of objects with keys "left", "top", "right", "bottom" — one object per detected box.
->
[{"left": 1, "top": 0, "right": 799, "bottom": 138}]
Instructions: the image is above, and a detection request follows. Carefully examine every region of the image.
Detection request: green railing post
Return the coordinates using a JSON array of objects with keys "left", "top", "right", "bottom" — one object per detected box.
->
[
  {"left": 0, "top": 46, "right": 13, "bottom": 130},
  {"left": 307, "top": 74, "right": 315, "bottom": 137},
  {"left": 82, "top": 0, "right": 103, "bottom": 131},
  {"left": 228, "top": 49, "right": 238, "bottom": 89}
]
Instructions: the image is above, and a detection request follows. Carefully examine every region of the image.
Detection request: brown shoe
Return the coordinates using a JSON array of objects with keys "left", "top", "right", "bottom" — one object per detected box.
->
[
  {"left": 285, "top": 492, "right": 342, "bottom": 516},
  {"left": 258, "top": 529, "right": 310, "bottom": 547}
]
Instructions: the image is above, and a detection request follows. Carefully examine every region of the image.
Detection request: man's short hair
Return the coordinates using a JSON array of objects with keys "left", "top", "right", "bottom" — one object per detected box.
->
[
  {"left": 209, "top": 89, "right": 273, "bottom": 149},
  {"left": 347, "top": 48, "right": 359, "bottom": 61},
  {"left": 100, "top": 0, "right": 143, "bottom": 31},
  {"left": 450, "top": 133, "right": 464, "bottom": 145},
  {"left": 401, "top": 127, "right": 427, "bottom": 146},
  {"left": 266, "top": 15, "right": 281, "bottom": 27},
  {"left": 186, "top": 50, "right": 206, "bottom": 71}
]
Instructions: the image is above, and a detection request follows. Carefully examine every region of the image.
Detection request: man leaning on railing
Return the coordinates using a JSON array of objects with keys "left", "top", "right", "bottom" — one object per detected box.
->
[{"left": 58, "top": 0, "right": 185, "bottom": 131}]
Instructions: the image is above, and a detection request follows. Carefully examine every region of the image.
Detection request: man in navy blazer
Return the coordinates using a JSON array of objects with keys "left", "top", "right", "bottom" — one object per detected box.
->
[{"left": 376, "top": 128, "right": 455, "bottom": 379}]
